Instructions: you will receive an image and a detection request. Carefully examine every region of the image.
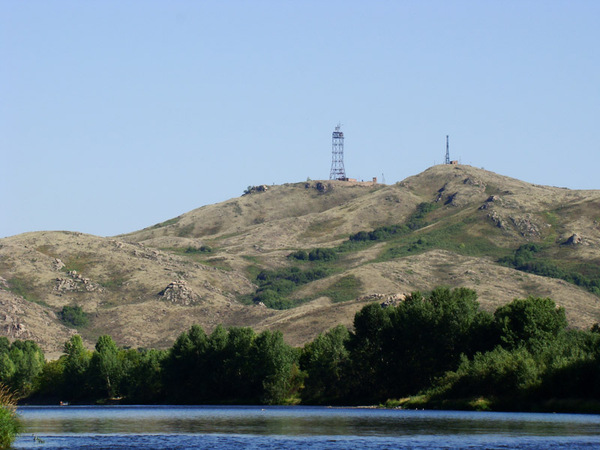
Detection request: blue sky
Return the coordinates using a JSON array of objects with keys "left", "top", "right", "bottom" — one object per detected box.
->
[{"left": 1, "top": 1, "right": 599, "bottom": 238}]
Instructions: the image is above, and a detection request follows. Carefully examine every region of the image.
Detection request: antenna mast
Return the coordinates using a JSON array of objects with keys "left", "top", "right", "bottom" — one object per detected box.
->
[
  {"left": 329, "top": 124, "right": 346, "bottom": 180},
  {"left": 445, "top": 135, "right": 450, "bottom": 165}
]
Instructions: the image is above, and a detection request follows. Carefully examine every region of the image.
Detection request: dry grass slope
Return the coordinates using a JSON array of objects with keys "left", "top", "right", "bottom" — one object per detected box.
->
[{"left": 1, "top": 165, "right": 599, "bottom": 355}]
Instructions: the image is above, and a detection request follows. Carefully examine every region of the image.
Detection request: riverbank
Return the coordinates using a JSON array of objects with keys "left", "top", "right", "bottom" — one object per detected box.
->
[{"left": 386, "top": 395, "right": 600, "bottom": 414}]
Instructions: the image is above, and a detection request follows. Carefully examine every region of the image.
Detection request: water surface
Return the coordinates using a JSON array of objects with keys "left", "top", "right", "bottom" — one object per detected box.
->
[{"left": 14, "top": 405, "right": 600, "bottom": 449}]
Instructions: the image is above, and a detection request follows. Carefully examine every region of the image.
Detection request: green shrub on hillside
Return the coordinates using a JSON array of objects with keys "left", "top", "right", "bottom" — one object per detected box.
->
[
  {"left": 288, "top": 248, "right": 337, "bottom": 262},
  {"left": 59, "top": 305, "right": 89, "bottom": 328},
  {"left": 252, "top": 266, "right": 332, "bottom": 309},
  {"left": 185, "top": 245, "right": 213, "bottom": 254},
  {"left": 499, "top": 244, "right": 600, "bottom": 295},
  {"left": 347, "top": 202, "right": 437, "bottom": 244}
]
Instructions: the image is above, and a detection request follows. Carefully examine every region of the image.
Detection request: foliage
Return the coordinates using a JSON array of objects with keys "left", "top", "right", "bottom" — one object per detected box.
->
[
  {"left": 252, "top": 266, "right": 332, "bottom": 309},
  {"left": 89, "top": 335, "right": 122, "bottom": 399},
  {"left": 0, "top": 384, "right": 20, "bottom": 450},
  {"left": 162, "top": 325, "right": 300, "bottom": 404},
  {"left": 494, "top": 296, "right": 567, "bottom": 353},
  {"left": 288, "top": 248, "right": 337, "bottom": 262},
  {"left": 499, "top": 244, "right": 600, "bottom": 295},
  {"left": 11, "top": 289, "right": 600, "bottom": 412},
  {"left": 347, "top": 202, "right": 438, "bottom": 243},
  {"left": 185, "top": 245, "right": 213, "bottom": 254},
  {"left": 256, "top": 202, "right": 439, "bottom": 309},
  {"left": 346, "top": 287, "right": 495, "bottom": 402},
  {"left": 62, "top": 335, "right": 91, "bottom": 400},
  {"left": 0, "top": 338, "right": 45, "bottom": 397},
  {"left": 300, "top": 325, "right": 350, "bottom": 404},
  {"left": 59, "top": 305, "right": 89, "bottom": 328}
]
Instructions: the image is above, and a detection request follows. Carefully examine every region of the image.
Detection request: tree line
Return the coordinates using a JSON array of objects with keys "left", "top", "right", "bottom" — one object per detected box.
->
[{"left": 3, "top": 287, "right": 600, "bottom": 411}]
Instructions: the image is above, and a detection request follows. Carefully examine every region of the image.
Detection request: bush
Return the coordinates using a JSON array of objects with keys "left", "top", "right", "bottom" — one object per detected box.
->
[
  {"left": 288, "top": 250, "right": 308, "bottom": 261},
  {"left": 308, "top": 248, "right": 337, "bottom": 262},
  {"left": 499, "top": 244, "right": 600, "bottom": 295},
  {"left": 347, "top": 202, "right": 437, "bottom": 244},
  {"left": 429, "top": 347, "right": 544, "bottom": 400},
  {"left": 0, "top": 384, "right": 20, "bottom": 449},
  {"left": 59, "top": 305, "right": 89, "bottom": 328},
  {"left": 185, "top": 245, "right": 212, "bottom": 254}
]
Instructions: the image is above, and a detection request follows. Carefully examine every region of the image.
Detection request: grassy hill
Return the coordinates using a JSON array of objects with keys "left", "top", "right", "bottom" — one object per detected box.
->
[{"left": 2, "top": 164, "right": 599, "bottom": 356}]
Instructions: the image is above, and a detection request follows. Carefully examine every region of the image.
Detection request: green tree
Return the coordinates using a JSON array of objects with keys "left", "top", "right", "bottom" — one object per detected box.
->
[
  {"left": 300, "top": 325, "right": 350, "bottom": 404},
  {"left": 347, "top": 287, "right": 494, "bottom": 402},
  {"left": 89, "top": 335, "right": 122, "bottom": 399},
  {"left": 162, "top": 326, "right": 209, "bottom": 403},
  {"left": 63, "top": 335, "right": 91, "bottom": 400},
  {"left": 33, "top": 358, "right": 65, "bottom": 399},
  {"left": 494, "top": 296, "right": 567, "bottom": 353},
  {"left": 0, "top": 338, "right": 10, "bottom": 355},
  {"left": 120, "top": 348, "right": 166, "bottom": 403},
  {"left": 222, "top": 327, "right": 257, "bottom": 400},
  {"left": 8, "top": 340, "right": 45, "bottom": 396},
  {"left": 252, "top": 330, "right": 298, "bottom": 404},
  {"left": 0, "top": 355, "right": 15, "bottom": 386},
  {"left": 429, "top": 346, "right": 544, "bottom": 400},
  {"left": 347, "top": 302, "right": 393, "bottom": 401}
]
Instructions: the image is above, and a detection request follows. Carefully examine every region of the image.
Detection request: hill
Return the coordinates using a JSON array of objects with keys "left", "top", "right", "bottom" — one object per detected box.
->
[{"left": 1, "top": 164, "right": 600, "bottom": 356}]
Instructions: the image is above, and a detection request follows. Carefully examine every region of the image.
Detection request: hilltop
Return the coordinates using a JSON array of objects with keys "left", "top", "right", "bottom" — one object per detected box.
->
[{"left": 2, "top": 164, "right": 600, "bottom": 356}]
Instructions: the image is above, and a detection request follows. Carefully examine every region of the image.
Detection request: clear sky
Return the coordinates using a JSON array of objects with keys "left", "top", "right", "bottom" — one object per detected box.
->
[{"left": 1, "top": 1, "right": 599, "bottom": 238}]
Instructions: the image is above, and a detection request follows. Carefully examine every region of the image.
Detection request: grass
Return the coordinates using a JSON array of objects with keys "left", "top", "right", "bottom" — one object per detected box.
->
[
  {"left": 6, "top": 276, "right": 34, "bottom": 300},
  {"left": 376, "top": 217, "right": 509, "bottom": 263},
  {"left": 314, "top": 275, "right": 363, "bottom": 303},
  {"left": 198, "top": 257, "right": 233, "bottom": 272},
  {"left": 6, "top": 275, "right": 48, "bottom": 306},
  {"left": 245, "top": 202, "right": 507, "bottom": 309},
  {"left": 241, "top": 255, "right": 261, "bottom": 264},
  {"left": 0, "top": 384, "right": 20, "bottom": 449},
  {"left": 301, "top": 217, "right": 346, "bottom": 238},
  {"left": 149, "top": 217, "right": 180, "bottom": 230},
  {"left": 499, "top": 243, "right": 600, "bottom": 296},
  {"left": 384, "top": 394, "right": 600, "bottom": 414},
  {"left": 98, "top": 274, "right": 129, "bottom": 289},
  {"left": 161, "top": 247, "right": 231, "bottom": 271},
  {"left": 62, "top": 253, "right": 96, "bottom": 274},
  {"left": 242, "top": 197, "right": 599, "bottom": 311},
  {"left": 176, "top": 223, "right": 196, "bottom": 237},
  {"left": 34, "top": 245, "right": 58, "bottom": 258}
]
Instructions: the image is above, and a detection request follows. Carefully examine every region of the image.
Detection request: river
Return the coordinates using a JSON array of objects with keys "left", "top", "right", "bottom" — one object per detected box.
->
[{"left": 13, "top": 405, "right": 600, "bottom": 449}]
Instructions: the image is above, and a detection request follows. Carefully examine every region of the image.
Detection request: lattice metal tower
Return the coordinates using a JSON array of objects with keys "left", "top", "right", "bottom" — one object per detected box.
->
[
  {"left": 445, "top": 135, "right": 450, "bottom": 164},
  {"left": 329, "top": 124, "right": 346, "bottom": 180}
]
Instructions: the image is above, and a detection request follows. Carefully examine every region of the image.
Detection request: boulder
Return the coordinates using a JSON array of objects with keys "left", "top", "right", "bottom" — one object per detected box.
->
[
  {"left": 565, "top": 233, "right": 583, "bottom": 245},
  {"left": 158, "top": 280, "right": 200, "bottom": 306}
]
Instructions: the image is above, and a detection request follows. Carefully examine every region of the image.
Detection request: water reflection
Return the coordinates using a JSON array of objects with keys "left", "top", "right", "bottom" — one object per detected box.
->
[{"left": 17, "top": 405, "right": 600, "bottom": 437}]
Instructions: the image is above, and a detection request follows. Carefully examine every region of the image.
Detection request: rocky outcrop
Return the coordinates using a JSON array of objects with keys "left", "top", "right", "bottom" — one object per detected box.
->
[
  {"left": 243, "top": 185, "right": 269, "bottom": 195},
  {"left": 158, "top": 280, "right": 200, "bottom": 306},
  {"left": 305, "top": 181, "right": 332, "bottom": 193},
  {"left": 0, "top": 298, "right": 32, "bottom": 340},
  {"left": 54, "top": 270, "right": 101, "bottom": 293},
  {"left": 356, "top": 292, "right": 406, "bottom": 307},
  {"left": 479, "top": 195, "right": 502, "bottom": 210},
  {"left": 564, "top": 233, "right": 583, "bottom": 245},
  {"left": 487, "top": 211, "right": 508, "bottom": 230},
  {"left": 510, "top": 215, "right": 541, "bottom": 238},
  {"left": 52, "top": 258, "right": 66, "bottom": 271}
]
